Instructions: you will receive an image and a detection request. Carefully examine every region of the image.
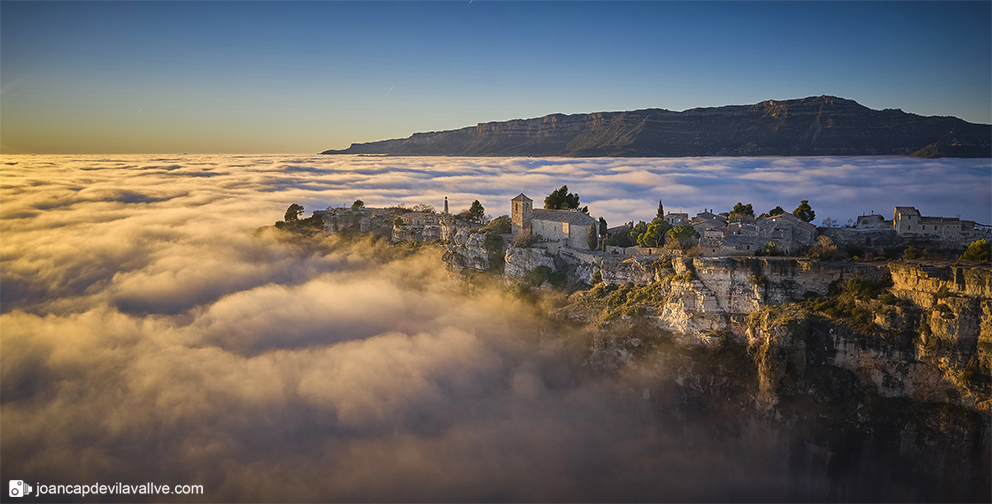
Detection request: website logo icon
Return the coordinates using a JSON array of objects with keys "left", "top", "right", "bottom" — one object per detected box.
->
[{"left": 9, "top": 480, "right": 33, "bottom": 498}]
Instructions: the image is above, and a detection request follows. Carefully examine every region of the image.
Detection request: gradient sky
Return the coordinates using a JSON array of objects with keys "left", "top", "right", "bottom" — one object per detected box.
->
[{"left": 2, "top": 1, "right": 990, "bottom": 154}]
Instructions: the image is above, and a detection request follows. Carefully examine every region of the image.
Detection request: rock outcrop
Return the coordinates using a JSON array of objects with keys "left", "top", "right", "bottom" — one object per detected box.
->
[
  {"left": 323, "top": 96, "right": 991, "bottom": 158},
  {"left": 441, "top": 230, "right": 492, "bottom": 273},
  {"left": 575, "top": 260, "right": 990, "bottom": 501}
]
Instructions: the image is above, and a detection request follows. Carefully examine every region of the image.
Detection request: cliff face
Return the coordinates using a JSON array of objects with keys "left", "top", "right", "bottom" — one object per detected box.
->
[
  {"left": 571, "top": 261, "right": 990, "bottom": 500},
  {"left": 323, "top": 96, "right": 991, "bottom": 158}
]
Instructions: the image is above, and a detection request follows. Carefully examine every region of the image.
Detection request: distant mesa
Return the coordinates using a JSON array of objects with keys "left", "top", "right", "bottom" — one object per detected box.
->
[{"left": 321, "top": 96, "right": 991, "bottom": 158}]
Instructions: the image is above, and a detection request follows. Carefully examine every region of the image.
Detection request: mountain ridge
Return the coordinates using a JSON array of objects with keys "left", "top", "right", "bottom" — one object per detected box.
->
[{"left": 321, "top": 96, "right": 991, "bottom": 158}]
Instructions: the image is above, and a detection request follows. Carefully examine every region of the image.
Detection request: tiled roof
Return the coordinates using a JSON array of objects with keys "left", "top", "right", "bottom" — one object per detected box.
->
[
  {"left": 511, "top": 193, "right": 533, "bottom": 202},
  {"left": 920, "top": 216, "right": 960, "bottom": 224},
  {"left": 894, "top": 206, "right": 920, "bottom": 215},
  {"left": 531, "top": 209, "right": 596, "bottom": 225}
]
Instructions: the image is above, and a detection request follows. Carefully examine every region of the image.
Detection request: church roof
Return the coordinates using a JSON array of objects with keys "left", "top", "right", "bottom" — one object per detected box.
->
[
  {"left": 511, "top": 193, "right": 533, "bottom": 202},
  {"left": 531, "top": 209, "right": 596, "bottom": 225}
]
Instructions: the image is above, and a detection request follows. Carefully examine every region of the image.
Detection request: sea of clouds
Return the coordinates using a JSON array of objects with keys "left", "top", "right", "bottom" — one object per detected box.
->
[{"left": 1, "top": 154, "right": 988, "bottom": 501}]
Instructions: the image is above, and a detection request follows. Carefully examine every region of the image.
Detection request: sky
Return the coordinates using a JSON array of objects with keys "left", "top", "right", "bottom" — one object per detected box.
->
[{"left": 1, "top": 1, "right": 990, "bottom": 154}]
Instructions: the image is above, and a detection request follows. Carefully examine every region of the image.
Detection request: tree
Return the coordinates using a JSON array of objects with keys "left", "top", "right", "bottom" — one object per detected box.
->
[
  {"left": 761, "top": 242, "right": 784, "bottom": 256},
  {"left": 544, "top": 185, "right": 588, "bottom": 214},
  {"left": 482, "top": 215, "right": 512, "bottom": 234},
  {"left": 666, "top": 225, "right": 700, "bottom": 247},
  {"left": 768, "top": 206, "right": 786, "bottom": 217},
  {"left": 808, "top": 235, "right": 839, "bottom": 260},
  {"left": 629, "top": 221, "right": 648, "bottom": 244},
  {"left": 730, "top": 202, "right": 754, "bottom": 218},
  {"left": 458, "top": 200, "right": 486, "bottom": 223},
  {"left": 599, "top": 217, "right": 608, "bottom": 236},
  {"left": 822, "top": 217, "right": 838, "bottom": 228},
  {"left": 960, "top": 239, "right": 991, "bottom": 262},
  {"left": 793, "top": 200, "right": 815, "bottom": 223},
  {"left": 351, "top": 200, "right": 365, "bottom": 211},
  {"left": 587, "top": 223, "right": 598, "bottom": 250},
  {"left": 638, "top": 217, "right": 672, "bottom": 247},
  {"left": 656, "top": 199, "right": 665, "bottom": 219},
  {"left": 411, "top": 203, "right": 435, "bottom": 214},
  {"left": 285, "top": 203, "right": 304, "bottom": 222}
]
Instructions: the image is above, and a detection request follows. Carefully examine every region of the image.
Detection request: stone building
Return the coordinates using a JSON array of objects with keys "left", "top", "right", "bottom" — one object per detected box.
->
[
  {"left": 757, "top": 213, "right": 817, "bottom": 252},
  {"left": 510, "top": 194, "right": 534, "bottom": 235},
  {"left": 511, "top": 193, "right": 598, "bottom": 250},
  {"left": 697, "top": 211, "right": 815, "bottom": 256},
  {"left": 664, "top": 212, "right": 689, "bottom": 226},
  {"left": 821, "top": 206, "right": 990, "bottom": 249},
  {"left": 393, "top": 211, "right": 448, "bottom": 242},
  {"left": 317, "top": 207, "right": 394, "bottom": 236},
  {"left": 892, "top": 206, "right": 989, "bottom": 245}
]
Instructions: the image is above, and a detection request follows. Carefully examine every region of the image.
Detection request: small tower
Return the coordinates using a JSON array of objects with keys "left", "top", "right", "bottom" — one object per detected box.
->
[
  {"left": 443, "top": 197, "right": 449, "bottom": 215},
  {"left": 511, "top": 193, "right": 533, "bottom": 235}
]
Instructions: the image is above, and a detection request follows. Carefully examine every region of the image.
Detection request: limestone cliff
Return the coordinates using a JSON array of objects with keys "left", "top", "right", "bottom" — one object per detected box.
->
[
  {"left": 568, "top": 261, "right": 990, "bottom": 500},
  {"left": 441, "top": 229, "right": 492, "bottom": 273}
]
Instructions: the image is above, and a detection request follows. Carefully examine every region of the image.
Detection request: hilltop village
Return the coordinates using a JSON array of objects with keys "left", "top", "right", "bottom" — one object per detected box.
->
[
  {"left": 288, "top": 192, "right": 992, "bottom": 475},
  {"left": 298, "top": 190, "right": 991, "bottom": 286}
]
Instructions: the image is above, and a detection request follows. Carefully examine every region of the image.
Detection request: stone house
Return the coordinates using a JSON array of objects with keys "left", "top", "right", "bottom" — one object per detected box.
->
[
  {"left": 393, "top": 211, "right": 448, "bottom": 242},
  {"left": 822, "top": 206, "right": 989, "bottom": 249},
  {"left": 511, "top": 193, "right": 598, "bottom": 250},
  {"left": 893, "top": 206, "right": 989, "bottom": 245},
  {"left": 697, "top": 211, "right": 815, "bottom": 256},
  {"left": 318, "top": 207, "right": 394, "bottom": 235},
  {"left": 757, "top": 213, "right": 817, "bottom": 252},
  {"left": 664, "top": 212, "right": 689, "bottom": 226},
  {"left": 855, "top": 214, "right": 889, "bottom": 229}
]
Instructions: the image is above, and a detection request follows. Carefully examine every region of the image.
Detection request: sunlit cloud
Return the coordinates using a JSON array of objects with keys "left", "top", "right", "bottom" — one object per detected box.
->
[{"left": 0, "top": 154, "right": 988, "bottom": 501}]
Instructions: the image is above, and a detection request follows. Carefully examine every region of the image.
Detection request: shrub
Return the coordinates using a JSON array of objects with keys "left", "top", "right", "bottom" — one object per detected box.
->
[
  {"left": 749, "top": 275, "right": 768, "bottom": 287},
  {"left": 844, "top": 243, "right": 866, "bottom": 259},
  {"left": 483, "top": 215, "right": 512, "bottom": 235},
  {"left": 759, "top": 242, "right": 785, "bottom": 256},
  {"left": 628, "top": 221, "right": 648, "bottom": 245},
  {"left": 591, "top": 270, "right": 604, "bottom": 285},
  {"left": 808, "top": 235, "right": 839, "bottom": 260},
  {"left": 524, "top": 265, "right": 565, "bottom": 287},
  {"left": 666, "top": 225, "right": 700, "bottom": 248},
  {"left": 960, "top": 239, "right": 991, "bottom": 262},
  {"left": 903, "top": 246, "right": 925, "bottom": 260},
  {"left": 605, "top": 230, "right": 634, "bottom": 248},
  {"left": 934, "top": 303, "right": 955, "bottom": 319}
]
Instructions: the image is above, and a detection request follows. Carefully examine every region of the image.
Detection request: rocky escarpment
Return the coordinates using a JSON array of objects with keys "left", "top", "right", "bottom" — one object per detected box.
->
[
  {"left": 323, "top": 96, "right": 991, "bottom": 158},
  {"left": 569, "top": 260, "right": 990, "bottom": 501}
]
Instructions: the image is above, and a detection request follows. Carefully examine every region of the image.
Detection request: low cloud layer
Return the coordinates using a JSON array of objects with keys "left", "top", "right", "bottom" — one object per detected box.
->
[{"left": 1, "top": 154, "right": 988, "bottom": 501}]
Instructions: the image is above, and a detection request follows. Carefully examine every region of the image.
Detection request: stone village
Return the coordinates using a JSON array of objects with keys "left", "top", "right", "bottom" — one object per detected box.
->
[
  {"left": 309, "top": 192, "right": 991, "bottom": 287},
  {"left": 301, "top": 192, "right": 992, "bottom": 420}
]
